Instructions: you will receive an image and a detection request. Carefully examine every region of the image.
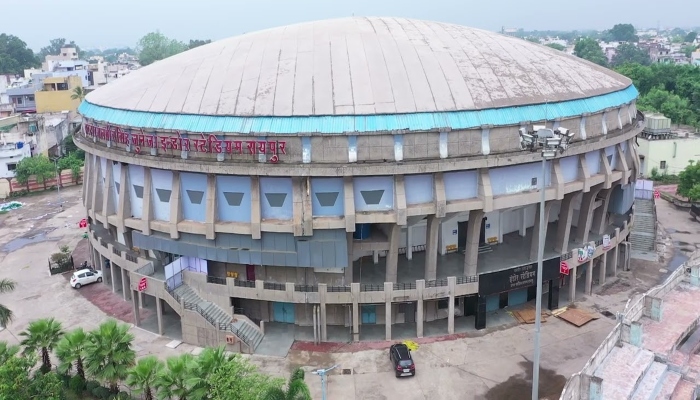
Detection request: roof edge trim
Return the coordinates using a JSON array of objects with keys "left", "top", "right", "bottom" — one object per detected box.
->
[{"left": 79, "top": 85, "right": 639, "bottom": 135}]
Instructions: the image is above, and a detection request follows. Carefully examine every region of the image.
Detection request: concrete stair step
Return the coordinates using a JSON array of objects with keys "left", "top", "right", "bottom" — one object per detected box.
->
[
  {"left": 656, "top": 371, "right": 682, "bottom": 400},
  {"left": 670, "top": 379, "right": 696, "bottom": 400},
  {"left": 631, "top": 361, "right": 667, "bottom": 400},
  {"left": 594, "top": 344, "right": 655, "bottom": 400}
]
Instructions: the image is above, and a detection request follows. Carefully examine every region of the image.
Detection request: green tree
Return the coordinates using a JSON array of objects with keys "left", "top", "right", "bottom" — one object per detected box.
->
[
  {"left": 525, "top": 37, "right": 540, "bottom": 43},
  {"left": 84, "top": 320, "right": 136, "bottom": 394},
  {"left": 682, "top": 45, "right": 698, "bottom": 58},
  {"left": 611, "top": 43, "right": 651, "bottom": 66},
  {"left": 0, "top": 279, "right": 15, "bottom": 328},
  {"left": 638, "top": 87, "right": 695, "bottom": 125},
  {"left": 38, "top": 38, "right": 81, "bottom": 59},
  {"left": 70, "top": 86, "right": 86, "bottom": 101},
  {"left": 545, "top": 43, "right": 566, "bottom": 51},
  {"left": 208, "top": 355, "right": 283, "bottom": 400},
  {"left": 57, "top": 153, "right": 84, "bottom": 183},
  {"left": 155, "top": 353, "right": 200, "bottom": 400},
  {"left": 0, "top": 354, "right": 64, "bottom": 400},
  {"left": 126, "top": 356, "right": 164, "bottom": 400},
  {"left": 137, "top": 31, "right": 187, "bottom": 66},
  {"left": 264, "top": 368, "right": 311, "bottom": 400},
  {"left": 19, "top": 317, "right": 64, "bottom": 373},
  {"left": 188, "top": 39, "right": 212, "bottom": 49},
  {"left": 605, "top": 24, "right": 638, "bottom": 42},
  {"left": 14, "top": 155, "right": 56, "bottom": 189},
  {"left": 678, "top": 161, "right": 700, "bottom": 201},
  {"left": 0, "top": 33, "right": 38, "bottom": 74},
  {"left": 0, "top": 342, "right": 19, "bottom": 364},
  {"left": 56, "top": 327, "right": 88, "bottom": 380},
  {"left": 574, "top": 37, "right": 608, "bottom": 66},
  {"left": 686, "top": 31, "right": 698, "bottom": 43}
]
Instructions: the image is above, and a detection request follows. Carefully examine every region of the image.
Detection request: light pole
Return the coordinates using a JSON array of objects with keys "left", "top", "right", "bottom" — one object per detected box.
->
[
  {"left": 519, "top": 125, "right": 575, "bottom": 400},
  {"left": 51, "top": 157, "right": 63, "bottom": 209},
  {"left": 311, "top": 364, "right": 338, "bottom": 400}
]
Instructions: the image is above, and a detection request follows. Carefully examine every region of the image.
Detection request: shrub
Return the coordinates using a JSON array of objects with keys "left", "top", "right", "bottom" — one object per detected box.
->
[
  {"left": 85, "top": 380, "right": 101, "bottom": 392},
  {"left": 69, "top": 375, "right": 85, "bottom": 392},
  {"left": 58, "top": 372, "right": 71, "bottom": 387},
  {"left": 92, "top": 386, "right": 111, "bottom": 399}
]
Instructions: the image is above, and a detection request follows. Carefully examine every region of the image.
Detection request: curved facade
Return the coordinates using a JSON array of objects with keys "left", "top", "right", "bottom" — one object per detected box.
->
[{"left": 78, "top": 17, "right": 642, "bottom": 351}]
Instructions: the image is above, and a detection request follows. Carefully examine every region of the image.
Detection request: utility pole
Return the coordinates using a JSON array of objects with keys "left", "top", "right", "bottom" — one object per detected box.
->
[{"left": 312, "top": 365, "right": 338, "bottom": 400}]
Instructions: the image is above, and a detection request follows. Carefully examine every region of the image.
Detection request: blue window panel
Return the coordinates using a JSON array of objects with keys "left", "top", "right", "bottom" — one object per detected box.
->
[
  {"left": 443, "top": 171, "right": 478, "bottom": 201},
  {"left": 111, "top": 160, "right": 121, "bottom": 210},
  {"left": 127, "top": 165, "right": 145, "bottom": 218},
  {"left": 311, "top": 177, "right": 344, "bottom": 216},
  {"left": 180, "top": 172, "right": 207, "bottom": 222},
  {"left": 353, "top": 176, "right": 394, "bottom": 212},
  {"left": 486, "top": 295, "right": 500, "bottom": 312},
  {"left": 508, "top": 288, "right": 528, "bottom": 307},
  {"left": 216, "top": 175, "right": 251, "bottom": 222},
  {"left": 151, "top": 169, "right": 173, "bottom": 221},
  {"left": 404, "top": 174, "right": 434, "bottom": 205},
  {"left": 560, "top": 155, "right": 579, "bottom": 183},
  {"left": 586, "top": 150, "right": 601, "bottom": 174},
  {"left": 260, "top": 177, "right": 293, "bottom": 220},
  {"left": 489, "top": 162, "right": 552, "bottom": 196}
]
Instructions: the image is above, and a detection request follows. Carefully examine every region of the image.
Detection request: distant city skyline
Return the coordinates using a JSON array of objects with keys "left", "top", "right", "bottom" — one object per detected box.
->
[{"left": 6, "top": 0, "right": 700, "bottom": 51}]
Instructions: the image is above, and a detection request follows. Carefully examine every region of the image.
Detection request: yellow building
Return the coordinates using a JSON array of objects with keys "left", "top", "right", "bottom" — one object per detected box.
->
[{"left": 35, "top": 76, "right": 83, "bottom": 113}]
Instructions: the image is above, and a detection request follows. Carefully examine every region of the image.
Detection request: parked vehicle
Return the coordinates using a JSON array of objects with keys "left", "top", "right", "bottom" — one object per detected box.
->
[
  {"left": 70, "top": 268, "right": 103, "bottom": 289},
  {"left": 389, "top": 343, "right": 416, "bottom": 377}
]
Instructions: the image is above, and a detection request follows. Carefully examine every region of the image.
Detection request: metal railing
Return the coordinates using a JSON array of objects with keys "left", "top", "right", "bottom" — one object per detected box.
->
[
  {"left": 135, "top": 262, "right": 154, "bottom": 277},
  {"left": 99, "top": 239, "right": 108, "bottom": 248},
  {"left": 294, "top": 284, "right": 318, "bottom": 292},
  {"left": 125, "top": 253, "right": 138, "bottom": 263},
  {"left": 111, "top": 247, "right": 121, "bottom": 256},
  {"left": 360, "top": 284, "right": 385, "bottom": 292},
  {"left": 263, "top": 282, "right": 285, "bottom": 291},
  {"left": 327, "top": 286, "right": 351, "bottom": 292},
  {"left": 233, "top": 279, "right": 255, "bottom": 288},
  {"left": 456, "top": 275, "right": 478, "bottom": 284},
  {"left": 425, "top": 279, "right": 448, "bottom": 288},
  {"left": 206, "top": 275, "right": 226, "bottom": 285},
  {"left": 393, "top": 282, "right": 417, "bottom": 290}
]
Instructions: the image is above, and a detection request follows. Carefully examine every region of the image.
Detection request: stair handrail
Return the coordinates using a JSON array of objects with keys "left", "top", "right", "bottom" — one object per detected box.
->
[{"left": 180, "top": 297, "right": 255, "bottom": 349}]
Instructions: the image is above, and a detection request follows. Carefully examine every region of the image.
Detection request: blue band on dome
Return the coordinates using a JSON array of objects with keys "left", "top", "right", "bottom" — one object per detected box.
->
[{"left": 79, "top": 85, "right": 638, "bottom": 135}]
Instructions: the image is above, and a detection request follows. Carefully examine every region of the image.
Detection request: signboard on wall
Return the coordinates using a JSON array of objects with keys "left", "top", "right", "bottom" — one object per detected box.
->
[
  {"left": 478, "top": 257, "right": 561, "bottom": 295},
  {"left": 138, "top": 277, "right": 147, "bottom": 292},
  {"left": 83, "top": 123, "right": 287, "bottom": 163},
  {"left": 603, "top": 235, "right": 611, "bottom": 250},
  {"left": 560, "top": 261, "right": 570, "bottom": 276}
]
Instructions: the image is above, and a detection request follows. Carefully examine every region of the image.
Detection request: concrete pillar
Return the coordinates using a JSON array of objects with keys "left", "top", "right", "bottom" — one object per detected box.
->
[
  {"left": 110, "top": 262, "right": 117, "bottom": 293},
  {"left": 205, "top": 174, "right": 216, "bottom": 240},
  {"left": 424, "top": 215, "right": 441, "bottom": 281},
  {"left": 121, "top": 267, "right": 129, "bottom": 301},
  {"left": 156, "top": 298, "right": 164, "bottom": 335},
  {"left": 132, "top": 290, "right": 140, "bottom": 326},
  {"left": 351, "top": 282, "right": 360, "bottom": 342},
  {"left": 519, "top": 207, "right": 527, "bottom": 237},
  {"left": 250, "top": 176, "right": 261, "bottom": 240},
  {"left": 585, "top": 258, "right": 594, "bottom": 295},
  {"left": 612, "top": 237, "right": 620, "bottom": 277},
  {"left": 447, "top": 277, "right": 456, "bottom": 334},
  {"left": 569, "top": 266, "right": 577, "bottom": 302},
  {"left": 591, "top": 188, "right": 614, "bottom": 235},
  {"left": 138, "top": 291, "right": 144, "bottom": 309},
  {"left": 599, "top": 253, "right": 607, "bottom": 286},
  {"left": 406, "top": 226, "right": 413, "bottom": 260},
  {"left": 141, "top": 167, "right": 153, "bottom": 235},
  {"left": 319, "top": 283, "right": 327, "bottom": 342},
  {"left": 555, "top": 193, "right": 577, "bottom": 253},
  {"left": 343, "top": 177, "right": 356, "bottom": 233},
  {"left": 464, "top": 209, "right": 485, "bottom": 276},
  {"left": 416, "top": 280, "right": 425, "bottom": 338},
  {"left": 169, "top": 171, "right": 181, "bottom": 240},
  {"left": 345, "top": 232, "right": 354, "bottom": 284},
  {"left": 116, "top": 164, "right": 130, "bottom": 233},
  {"left": 395, "top": 175, "right": 407, "bottom": 226},
  {"left": 384, "top": 282, "right": 392, "bottom": 341},
  {"left": 575, "top": 186, "right": 602, "bottom": 244},
  {"left": 385, "top": 224, "right": 400, "bottom": 283},
  {"left": 530, "top": 201, "right": 554, "bottom": 261}
]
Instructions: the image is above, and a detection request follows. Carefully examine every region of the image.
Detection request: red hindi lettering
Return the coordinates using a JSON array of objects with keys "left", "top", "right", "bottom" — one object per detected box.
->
[
  {"left": 277, "top": 141, "right": 286, "bottom": 154},
  {"left": 224, "top": 140, "right": 233, "bottom": 154},
  {"left": 233, "top": 141, "right": 243, "bottom": 154},
  {"left": 159, "top": 136, "right": 169, "bottom": 151},
  {"left": 208, "top": 134, "right": 222, "bottom": 153},
  {"left": 168, "top": 136, "right": 182, "bottom": 151},
  {"left": 256, "top": 141, "right": 267, "bottom": 154},
  {"left": 179, "top": 133, "right": 191, "bottom": 151},
  {"left": 145, "top": 133, "right": 156, "bottom": 148},
  {"left": 246, "top": 141, "right": 257, "bottom": 154}
]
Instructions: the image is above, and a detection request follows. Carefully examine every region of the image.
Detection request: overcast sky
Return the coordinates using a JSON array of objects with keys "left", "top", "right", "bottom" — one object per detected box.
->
[{"left": 8, "top": 0, "right": 700, "bottom": 51}]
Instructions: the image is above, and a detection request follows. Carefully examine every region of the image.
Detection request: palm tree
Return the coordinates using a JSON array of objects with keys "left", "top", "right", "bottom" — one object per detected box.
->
[
  {"left": 264, "top": 368, "right": 311, "bottom": 400},
  {"left": 189, "top": 346, "right": 234, "bottom": 398},
  {"left": 154, "top": 353, "right": 199, "bottom": 400},
  {"left": 126, "top": 356, "right": 164, "bottom": 400},
  {"left": 56, "top": 327, "right": 88, "bottom": 380},
  {"left": 0, "top": 341, "right": 19, "bottom": 364},
  {"left": 0, "top": 279, "right": 16, "bottom": 328},
  {"left": 19, "top": 317, "right": 64, "bottom": 373},
  {"left": 84, "top": 320, "right": 136, "bottom": 394},
  {"left": 70, "top": 86, "right": 86, "bottom": 101}
]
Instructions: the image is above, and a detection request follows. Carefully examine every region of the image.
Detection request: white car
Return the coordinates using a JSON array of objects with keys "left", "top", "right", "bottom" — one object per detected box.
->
[{"left": 70, "top": 269, "right": 103, "bottom": 289}]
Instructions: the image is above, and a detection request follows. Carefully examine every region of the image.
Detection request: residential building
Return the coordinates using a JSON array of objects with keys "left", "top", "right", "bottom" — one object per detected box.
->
[
  {"left": 692, "top": 51, "right": 700, "bottom": 66},
  {"left": 77, "top": 17, "right": 641, "bottom": 352},
  {"left": 50, "top": 60, "right": 90, "bottom": 87},
  {"left": 35, "top": 76, "right": 83, "bottom": 114},
  {"left": 0, "top": 131, "right": 32, "bottom": 178}
]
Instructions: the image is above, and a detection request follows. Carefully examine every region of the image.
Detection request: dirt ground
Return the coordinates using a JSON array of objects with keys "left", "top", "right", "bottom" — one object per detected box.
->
[{"left": 0, "top": 188, "right": 689, "bottom": 399}]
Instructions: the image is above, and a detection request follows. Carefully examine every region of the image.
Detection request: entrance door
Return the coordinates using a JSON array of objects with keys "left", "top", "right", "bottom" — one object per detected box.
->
[
  {"left": 246, "top": 265, "right": 256, "bottom": 281},
  {"left": 273, "top": 302, "right": 295, "bottom": 323},
  {"left": 479, "top": 217, "right": 487, "bottom": 245},
  {"left": 457, "top": 221, "right": 468, "bottom": 251},
  {"left": 361, "top": 305, "right": 377, "bottom": 324},
  {"left": 403, "top": 302, "right": 416, "bottom": 323}
]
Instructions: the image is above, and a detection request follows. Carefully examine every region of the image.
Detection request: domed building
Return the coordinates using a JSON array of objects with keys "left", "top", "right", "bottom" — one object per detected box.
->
[{"left": 77, "top": 17, "right": 642, "bottom": 352}]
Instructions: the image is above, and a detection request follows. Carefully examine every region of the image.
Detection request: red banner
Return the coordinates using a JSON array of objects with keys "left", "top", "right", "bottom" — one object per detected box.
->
[
  {"left": 560, "top": 261, "right": 570, "bottom": 276},
  {"left": 138, "top": 277, "right": 147, "bottom": 292}
]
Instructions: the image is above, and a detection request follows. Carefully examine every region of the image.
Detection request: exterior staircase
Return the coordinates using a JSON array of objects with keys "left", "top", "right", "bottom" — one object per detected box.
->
[
  {"left": 630, "top": 199, "right": 656, "bottom": 253},
  {"left": 168, "top": 284, "right": 264, "bottom": 352}
]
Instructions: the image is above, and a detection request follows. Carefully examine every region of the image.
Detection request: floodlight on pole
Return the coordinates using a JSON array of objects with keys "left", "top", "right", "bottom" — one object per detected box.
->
[{"left": 312, "top": 364, "right": 338, "bottom": 400}]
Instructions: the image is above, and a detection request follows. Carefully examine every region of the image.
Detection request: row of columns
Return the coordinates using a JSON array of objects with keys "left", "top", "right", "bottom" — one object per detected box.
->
[{"left": 567, "top": 238, "right": 621, "bottom": 302}]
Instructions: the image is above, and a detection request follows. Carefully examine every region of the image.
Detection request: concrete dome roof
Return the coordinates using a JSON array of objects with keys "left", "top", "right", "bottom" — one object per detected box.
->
[{"left": 86, "top": 17, "right": 632, "bottom": 117}]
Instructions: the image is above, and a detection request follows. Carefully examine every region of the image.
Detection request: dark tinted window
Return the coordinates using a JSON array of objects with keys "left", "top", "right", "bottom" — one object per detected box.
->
[{"left": 399, "top": 360, "right": 413, "bottom": 366}]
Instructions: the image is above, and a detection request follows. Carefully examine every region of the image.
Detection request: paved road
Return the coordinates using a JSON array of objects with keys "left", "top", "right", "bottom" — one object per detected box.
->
[{"left": 0, "top": 189, "right": 686, "bottom": 399}]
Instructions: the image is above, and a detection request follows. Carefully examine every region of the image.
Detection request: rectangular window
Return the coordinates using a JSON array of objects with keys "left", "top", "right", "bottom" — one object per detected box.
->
[
  {"left": 15, "top": 97, "right": 22, "bottom": 105},
  {"left": 28, "top": 95, "right": 34, "bottom": 102},
  {"left": 7, "top": 163, "right": 17, "bottom": 171},
  {"left": 660, "top": 161, "right": 667, "bottom": 169}
]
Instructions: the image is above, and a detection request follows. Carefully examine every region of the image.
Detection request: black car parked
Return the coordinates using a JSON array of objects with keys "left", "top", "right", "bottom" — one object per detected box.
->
[{"left": 389, "top": 343, "right": 416, "bottom": 377}]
